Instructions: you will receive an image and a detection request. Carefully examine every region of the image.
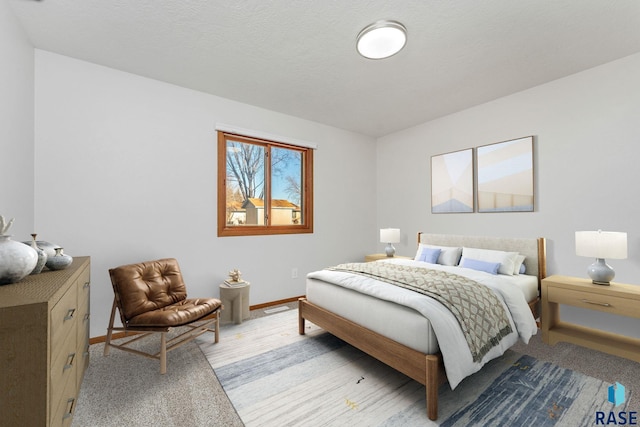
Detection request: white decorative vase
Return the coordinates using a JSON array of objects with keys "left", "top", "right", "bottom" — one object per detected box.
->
[
  {"left": 29, "top": 233, "right": 48, "bottom": 275},
  {"left": 22, "top": 240, "right": 60, "bottom": 259},
  {"left": 0, "top": 235, "right": 38, "bottom": 285},
  {"left": 46, "top": 247, "right": 73, "bottom": 271}
]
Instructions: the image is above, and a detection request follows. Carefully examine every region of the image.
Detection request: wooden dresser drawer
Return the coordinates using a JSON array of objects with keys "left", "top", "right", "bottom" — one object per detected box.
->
[
  {"left": 51, "top": 372, "right": 77, "bottom": 427},
  {"left": 77, "top": 310, "right": 90, "bottom": 387},
  {"left": 547, "top": 286, "right": 637, "bottom": 317},
  {"left": 76, "top": 266, "right": 91, "bottom": 386},
  {"left": 51, "top": 285, "right": 79, "bottom": 346},
  {"left": 51, "top": 327, "right": 78, "bottom": 405},
  {"left": 77, "top": 268, "right": 90, "bottom": 313}
]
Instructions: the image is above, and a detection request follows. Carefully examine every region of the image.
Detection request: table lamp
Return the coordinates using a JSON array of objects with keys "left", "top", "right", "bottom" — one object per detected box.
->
[
  {"left": 380, "top": 228, "right": 400, "bottom": 257},
  {"left": 575, "top": 230, "right": 627, "bottom": 285}
]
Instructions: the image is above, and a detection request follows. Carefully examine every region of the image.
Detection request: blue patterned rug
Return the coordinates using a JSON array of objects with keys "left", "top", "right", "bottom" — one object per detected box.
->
[{"left": 198, "top": 309, "right": 632, "bottom": 426}]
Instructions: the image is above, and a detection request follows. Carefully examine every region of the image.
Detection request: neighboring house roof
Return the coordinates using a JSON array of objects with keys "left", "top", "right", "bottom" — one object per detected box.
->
[
  {"left": 273, "top": 199, "right": 299, "bottom": 208},
  {"left": 243, "top": 198, "right": 264, "bottom": 208},
  {"left": 242, "top": 198, "right": 299, "bottom": 209}
]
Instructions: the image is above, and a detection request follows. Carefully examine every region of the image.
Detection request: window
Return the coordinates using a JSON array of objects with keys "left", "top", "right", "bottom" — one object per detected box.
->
[{"left": 217, "top": 131, "right": 313, "bottom": 236}]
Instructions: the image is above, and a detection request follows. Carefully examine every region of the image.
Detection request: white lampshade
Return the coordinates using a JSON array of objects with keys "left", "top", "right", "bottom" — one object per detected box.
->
[
  {"left": 356, "top": 20, "right": 407, "bottom": 60},
  {"left": 380, "top": 228, "right": 400, "bottom": 244},
  {"left": 575, "top": 230, "right": 627, "bottom": 259}
]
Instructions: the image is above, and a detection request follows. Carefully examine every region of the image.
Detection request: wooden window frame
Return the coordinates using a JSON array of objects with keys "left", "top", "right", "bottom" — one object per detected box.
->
[{"left": 217, "top": 131, "right": 314, "bottom": 237}]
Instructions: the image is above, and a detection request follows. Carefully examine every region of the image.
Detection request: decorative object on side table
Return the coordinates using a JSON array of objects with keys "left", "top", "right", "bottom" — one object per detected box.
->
[
  {"left": 45, "top": 248, "right": 73, "bottom": 271},
  {"left": 29, "top": 233, "right": 48, "bottom": 274},
  {"left": 224, "top": 268, "right": 246, "bottom": 287},
  {"left": 380, "top": 228, "right": 400, "bottom": 257},
  {"left": 575, "top": 230, "right": 627, "bottom": 285},
  {"left": 0, "top": 215, "right": 38, "bottom": 285}
]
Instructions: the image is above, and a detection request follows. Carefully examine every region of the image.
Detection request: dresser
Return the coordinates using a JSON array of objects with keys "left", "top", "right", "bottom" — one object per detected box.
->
[
  {"left": 0, "top": 256, "right": 90, "bottom": 427},
  {"left": 541, "top": 274, "right": 640, "bottom": 363}
]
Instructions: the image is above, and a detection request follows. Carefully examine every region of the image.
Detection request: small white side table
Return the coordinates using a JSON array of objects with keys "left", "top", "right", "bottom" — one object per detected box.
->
[{"left": 220, "top": 282, "right": 250, "bottom": 324}]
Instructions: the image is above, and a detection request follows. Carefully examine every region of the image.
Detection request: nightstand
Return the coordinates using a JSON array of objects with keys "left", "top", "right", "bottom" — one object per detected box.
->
[
  {"left": 364, "top": 254, "right": 412, "bottom": 262},
  {"left": 541, "top": 275, "right": 640, "bottom": 362}
]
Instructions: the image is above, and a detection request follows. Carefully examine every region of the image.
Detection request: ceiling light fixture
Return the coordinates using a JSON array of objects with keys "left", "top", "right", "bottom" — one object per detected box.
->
[{"left": 356, "top": 20, "right": 407, "bottom": 60}]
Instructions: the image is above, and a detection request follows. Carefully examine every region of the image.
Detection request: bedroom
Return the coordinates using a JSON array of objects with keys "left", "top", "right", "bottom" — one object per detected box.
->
[{"left": 1, "top": 0, "right": 640, "bottom": 424}]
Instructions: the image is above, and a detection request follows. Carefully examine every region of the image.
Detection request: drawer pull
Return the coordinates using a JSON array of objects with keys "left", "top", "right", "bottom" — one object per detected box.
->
[
  {"left": 64, "top": 352, "right": 76, "bottom": 370},
  {"left": 64, "top": 308, "right": 76, "bottom": 321},
  {"left": 83, "top": 281, "right": 90, "bottom": 289},
  {"left": 581, "top": 299, "right": 611, "bottom": 307},
  {"left": 63, "top": 398, "right": 75, "bottom": 419}
]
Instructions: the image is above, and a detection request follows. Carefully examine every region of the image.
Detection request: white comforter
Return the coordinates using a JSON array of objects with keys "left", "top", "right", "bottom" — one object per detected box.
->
[{"left": 306, "top": 258, "right": 538, "bottom": 389}]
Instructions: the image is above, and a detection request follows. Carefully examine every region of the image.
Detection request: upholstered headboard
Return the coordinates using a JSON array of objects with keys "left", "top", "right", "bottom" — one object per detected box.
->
[{"left": 417, "top": 232, "right": 547, "bottom": 284}]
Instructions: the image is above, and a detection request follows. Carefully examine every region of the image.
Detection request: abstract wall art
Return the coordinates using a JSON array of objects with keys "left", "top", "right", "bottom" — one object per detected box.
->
[
  {"left": 476, "top": 136, "right": 534, "bottom": 212},
  {"left": 431, "top": 148, "right": 474, "bottom": 213}
]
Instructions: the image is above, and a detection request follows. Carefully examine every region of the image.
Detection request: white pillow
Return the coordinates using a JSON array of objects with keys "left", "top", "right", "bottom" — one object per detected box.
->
[
  {"left": 415, "top": 244, "right": 462, "bottom": 266},
  {"left": 513, "top": 254, "right": 526, "bottom": 275},
  {"left": 460, "top": 247, "right": 519, "bottom": 275}
]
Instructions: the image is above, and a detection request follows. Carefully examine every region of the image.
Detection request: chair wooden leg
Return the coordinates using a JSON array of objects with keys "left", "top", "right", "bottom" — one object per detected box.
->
[
  {"left": 214, "top": 311, "right": 220, "bottom": 344},
  {"left": 160, "top": 332, "right": 167, "bottom": 374},
  {"left": 104, "top": 298, "right": 118, "bottom": 356}
]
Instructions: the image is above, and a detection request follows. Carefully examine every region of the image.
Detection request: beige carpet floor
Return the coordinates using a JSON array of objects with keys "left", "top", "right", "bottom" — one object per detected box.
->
[{"left": 73, "top": 331, "right": 244, "bottom": 426}]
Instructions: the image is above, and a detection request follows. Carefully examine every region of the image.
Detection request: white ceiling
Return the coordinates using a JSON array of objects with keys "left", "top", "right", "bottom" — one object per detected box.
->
[{"left": 8, "top": 0, "right": 640, "bottom": 137}]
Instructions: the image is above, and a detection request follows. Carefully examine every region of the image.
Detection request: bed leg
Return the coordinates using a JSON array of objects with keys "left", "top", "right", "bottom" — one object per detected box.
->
[
  {"left": 426, "top": 354, "right": 439, "bottom": 421},
  {"left": 298, "top": 298, "right": 306, "bottom": 335}
]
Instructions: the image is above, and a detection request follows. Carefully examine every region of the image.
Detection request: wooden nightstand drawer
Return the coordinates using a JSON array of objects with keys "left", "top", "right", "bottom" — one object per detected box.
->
[{"left": 547, "top": 287, "right": 637, "bottom": 317}]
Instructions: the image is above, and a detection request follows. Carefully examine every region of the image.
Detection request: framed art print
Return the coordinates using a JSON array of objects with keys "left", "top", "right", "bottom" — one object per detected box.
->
[
  {"left": 431, "top": 148, "right": 474, "bottom": 213},
  {"left": 476, "top": 136, "right": 534, "bottom": 212}
]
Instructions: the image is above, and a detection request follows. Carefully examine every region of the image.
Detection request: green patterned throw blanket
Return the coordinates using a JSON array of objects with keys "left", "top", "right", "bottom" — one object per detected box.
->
[{"left": 327, "top": 262, "right": 513, "bottom": 362}]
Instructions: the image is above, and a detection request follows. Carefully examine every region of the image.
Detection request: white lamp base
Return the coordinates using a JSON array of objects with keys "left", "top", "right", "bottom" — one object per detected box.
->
[
  {"left": 384, "top": 243, "right": 396, "bottom": 257},
  {"left": 587, "top": 258, "right": 615, "bottom": 285}
]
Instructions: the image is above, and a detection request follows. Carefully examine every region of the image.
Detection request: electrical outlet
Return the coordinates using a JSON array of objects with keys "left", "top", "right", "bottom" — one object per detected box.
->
[{"left": 291, "top": 268, "right": 298, "bottom": 279}]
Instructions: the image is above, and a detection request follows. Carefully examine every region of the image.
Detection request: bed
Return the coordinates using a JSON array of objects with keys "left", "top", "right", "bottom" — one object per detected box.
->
[{"left": 298, "top": 232, "right": 547, "bottom": 421}]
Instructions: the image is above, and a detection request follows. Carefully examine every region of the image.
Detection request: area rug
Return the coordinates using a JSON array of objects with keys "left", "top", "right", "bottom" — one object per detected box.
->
[
  {"left": 73, "top": 335, "right": 243, "bottom": 426},
  {"left": 197, "top": 308, "right": 633, "bottom": 427}
]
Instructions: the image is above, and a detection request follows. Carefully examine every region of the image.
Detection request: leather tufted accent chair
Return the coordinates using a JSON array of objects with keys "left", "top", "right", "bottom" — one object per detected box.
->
[{"left": 104, "top": 258, "right": 222, "bottom": 374}]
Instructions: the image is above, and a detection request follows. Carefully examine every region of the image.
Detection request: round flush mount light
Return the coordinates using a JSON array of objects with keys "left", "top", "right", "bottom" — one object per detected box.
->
[{"left": 356, "top": 20, "right": 407, "bottom": 60}]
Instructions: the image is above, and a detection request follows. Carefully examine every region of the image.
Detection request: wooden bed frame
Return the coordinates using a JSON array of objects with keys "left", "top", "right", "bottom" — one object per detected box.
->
[{"left": 298, "top": 233, "right": 547, "bottom": 421}]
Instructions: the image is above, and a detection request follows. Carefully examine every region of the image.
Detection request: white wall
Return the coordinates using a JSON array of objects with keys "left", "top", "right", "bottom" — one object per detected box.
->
[
  {"left": 12, "top": 17, "right": 640, "bottom": 340},
  {"left": 34, "top": 50, "right": 377, "bottom": 338},
  {"left": 0, "top": 1, "right": 34, "bottom": 236},
  {"left": 377, "top": 52, "right": 640, "bottom": 336}
]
